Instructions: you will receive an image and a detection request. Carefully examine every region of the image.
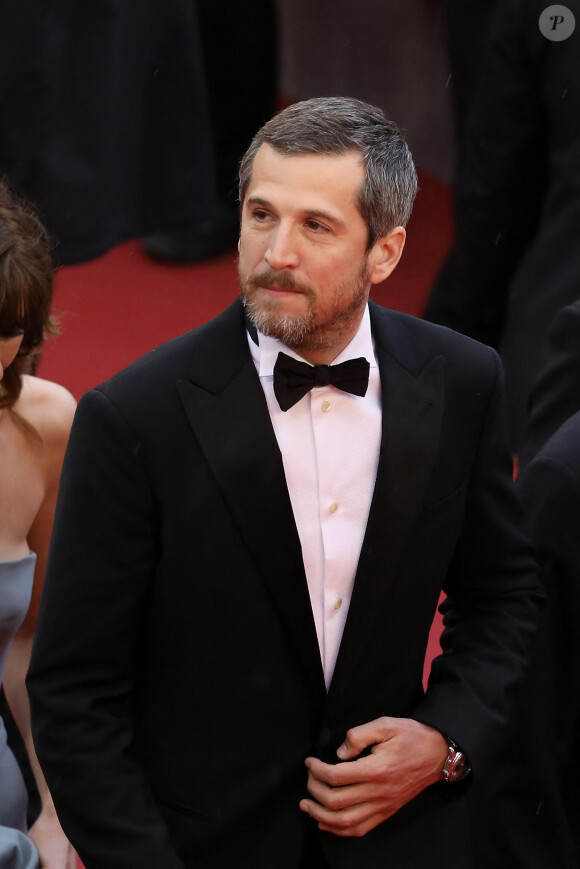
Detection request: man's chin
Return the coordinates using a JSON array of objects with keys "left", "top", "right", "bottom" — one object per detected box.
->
[{"left": 243, "top": 300, "right": 312, "bottom": 346}]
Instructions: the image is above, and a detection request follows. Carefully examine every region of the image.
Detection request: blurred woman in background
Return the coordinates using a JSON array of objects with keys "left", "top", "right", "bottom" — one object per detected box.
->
[{"left": 0, "top": 183, "right": 76, "bottom": 868}]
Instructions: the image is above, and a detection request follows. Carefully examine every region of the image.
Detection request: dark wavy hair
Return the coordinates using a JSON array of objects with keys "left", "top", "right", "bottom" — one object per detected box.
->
[
  {"left": 0, "top": 181, "right": 58, "bottom": 414},
  {"left": 238, "top": 96, "right": 418, "bottom": 249}
]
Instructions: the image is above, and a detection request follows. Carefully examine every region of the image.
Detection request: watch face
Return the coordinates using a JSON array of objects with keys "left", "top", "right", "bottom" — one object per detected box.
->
[
  {"left": 443, "top": 747, "right": 471, "bottom": 782},
  {"left": 451, "top": 755, "right": 467, "bottom": 781}
]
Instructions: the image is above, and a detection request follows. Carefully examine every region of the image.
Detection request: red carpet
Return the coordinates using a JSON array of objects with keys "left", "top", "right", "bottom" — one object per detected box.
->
[
  {"left": 38, "top": 169, "right": 452, "bottom": 676},
  {"left": 36, "top": 172, "right": 452, "bottom": 868},
  {"left": 37, "top": 170, "right": 452, "bottom": 399}
]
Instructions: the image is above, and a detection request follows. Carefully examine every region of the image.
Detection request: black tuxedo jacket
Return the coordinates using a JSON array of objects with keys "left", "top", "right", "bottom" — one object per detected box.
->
[{"left": 28, "top": 300, "right": 541, "bottom": 868}]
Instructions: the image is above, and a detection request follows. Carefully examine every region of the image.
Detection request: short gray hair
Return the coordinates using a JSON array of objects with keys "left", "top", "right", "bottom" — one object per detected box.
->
[{"left": 238, "top": 96, "right": 418, "bottom": 248}]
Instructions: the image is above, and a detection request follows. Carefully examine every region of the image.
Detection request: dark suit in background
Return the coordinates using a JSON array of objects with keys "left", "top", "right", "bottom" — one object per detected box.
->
[
  {"left": 452, "top": 0, "right": 580, "bottom": 451},
  {"left": 196, "top": 0, "right": 278, "bottom": 209},
  {"left": 27, "top": 298, "right": 541, "bottom": 868},
  {"left": 463, "top": 296, "right": 580, "bottom": 867},
  {"left": 423, "top": 0, "right": 498, "bottom": 332},
  {"left": 517, "top": 411, "right": 580, "bottom": 864},
  {"left": 0, "top": 0, "right": 220, "bottom": 264},
  {"left": 519, "top": 299, "right": 580, "bottom": 472}
]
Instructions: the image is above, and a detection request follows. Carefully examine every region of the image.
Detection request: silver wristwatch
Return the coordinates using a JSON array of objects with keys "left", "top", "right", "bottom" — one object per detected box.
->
[{"left": 441, "top": 737, "right": 471, "bottom": 783}]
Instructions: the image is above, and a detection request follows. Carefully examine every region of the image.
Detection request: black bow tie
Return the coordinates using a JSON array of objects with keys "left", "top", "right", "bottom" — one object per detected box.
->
[{"left": 273, "top": 352, "right": 370, "bottom": 412}]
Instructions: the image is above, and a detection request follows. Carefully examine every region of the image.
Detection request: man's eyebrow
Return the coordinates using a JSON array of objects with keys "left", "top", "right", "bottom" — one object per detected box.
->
[
  {"left": 247, "top": 195, "right": 344, "bottom": 227},
  {"left": 245, "top": 195, "right": 347, "bottom": 231},
  {"left": 246, "top": 195, "right": 272, "bottom": 208},
  {"left": 302, "top": 208, "right": 345, "bottom": 228}
]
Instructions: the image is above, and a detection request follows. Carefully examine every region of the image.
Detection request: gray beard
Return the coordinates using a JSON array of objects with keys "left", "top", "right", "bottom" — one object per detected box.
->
[
  {"left": 241, "top": 293, "right": 368, "bottom": 353},
  {"left": 239, "top": 259, "right": 370, "bottom": 353},
  {"left": 241, "top": 296, "right": 315, "bottom": 348}
]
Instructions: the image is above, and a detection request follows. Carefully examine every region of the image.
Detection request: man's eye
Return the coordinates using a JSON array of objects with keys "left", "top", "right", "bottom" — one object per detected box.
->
[
  {"left": 305, "top": 220, "right": 327, "bottom": 232},
  {"left": 253, "top": 209, "right": 269, "bottom": 221}
]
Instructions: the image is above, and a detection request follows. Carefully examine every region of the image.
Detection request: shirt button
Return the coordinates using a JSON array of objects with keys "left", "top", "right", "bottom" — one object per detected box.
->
[
  {"left": 329, "top": 501, "right": 338, "bottom": 514},
  {"left": 334, "top": 597, "right": 343, "bottom": 611},
  {"left": 321, "top": 400, "right": 331, "bottom": 412}
]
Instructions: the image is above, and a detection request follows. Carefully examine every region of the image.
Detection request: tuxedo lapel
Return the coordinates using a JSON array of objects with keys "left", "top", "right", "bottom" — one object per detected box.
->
[
  {"left": 175, "top": 301, "right": 444, "bottom": 703},
  {"left": 177, "top": 303, "right": 325, "bottom": 696},
  {"left": 329, "top": 305, "right": 444, "bottom": 698}
]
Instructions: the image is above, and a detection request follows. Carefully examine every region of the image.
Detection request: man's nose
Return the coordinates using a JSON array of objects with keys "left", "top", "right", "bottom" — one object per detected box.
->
[{"left": 265, "top": 224, "right": 299, "bottom": 270}]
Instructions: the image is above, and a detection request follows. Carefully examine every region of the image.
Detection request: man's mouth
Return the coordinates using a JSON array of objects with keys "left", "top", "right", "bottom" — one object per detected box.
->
[
  {"left": 261, "top": 283, "right": 301, "bottom": 294},
  {"left": 245, "top": 269, "right": 312, "bottom": 299}
]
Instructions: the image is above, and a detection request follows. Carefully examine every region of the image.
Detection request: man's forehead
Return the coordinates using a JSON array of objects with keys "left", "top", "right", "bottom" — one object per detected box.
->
[
  {"left": 246, "top": 144, "right": 365, "bottom": 209},
  {"left": 251, "top": 142, "right": 364, "bottom": 174}
]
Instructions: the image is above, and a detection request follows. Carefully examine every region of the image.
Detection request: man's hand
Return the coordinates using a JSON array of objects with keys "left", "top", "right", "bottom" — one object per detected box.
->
[{"left": 299, "top": 717, "right": 448, "bottom": 837}]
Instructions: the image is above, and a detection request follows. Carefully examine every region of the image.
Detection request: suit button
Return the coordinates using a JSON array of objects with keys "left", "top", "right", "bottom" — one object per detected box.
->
[
  {"left": 321, "top": 400, "right": 331, "bottom": 412},
  {"left": 329, "top": 501, "right": 338, "bottom": 513}
]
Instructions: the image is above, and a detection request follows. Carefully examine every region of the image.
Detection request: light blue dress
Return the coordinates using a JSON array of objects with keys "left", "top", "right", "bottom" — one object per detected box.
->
[{"left": 0, "top": 554, "right": 39, "bottom": 868}]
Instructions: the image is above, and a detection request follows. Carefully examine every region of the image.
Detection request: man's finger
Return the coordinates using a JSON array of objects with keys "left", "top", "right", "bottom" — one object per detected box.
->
[
  {"left": 306, "top": 771, "right": 380, "bottom": 811},
  {"left": 306, "top": 753, "right": 387, "bottom": 787},
  {"left": 319, "top": 809, "right": 390, "bottom": 838},
  {"left": 299, "top": 797, "right": 394, "bottom": 837},
  {"left": 337, "top": 716, "right": 396, "bottom": 760},
  {"left": 300, "top": 797, "right": 369, "bottom": 829}
]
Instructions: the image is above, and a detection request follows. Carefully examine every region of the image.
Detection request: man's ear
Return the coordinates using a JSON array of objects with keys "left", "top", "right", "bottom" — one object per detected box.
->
[{"left": 367, "top": 226, "right": 406, "bottom": 285}]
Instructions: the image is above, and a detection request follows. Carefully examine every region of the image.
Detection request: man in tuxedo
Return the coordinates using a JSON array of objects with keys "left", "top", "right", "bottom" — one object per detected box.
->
[{"left": 27, "top": 97, "right": 541, "bottom": 868}]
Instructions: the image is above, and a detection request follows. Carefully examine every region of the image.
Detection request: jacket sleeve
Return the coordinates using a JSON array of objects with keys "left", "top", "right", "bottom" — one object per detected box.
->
[
  {"left": 413, "top": 350, "right": 543, "bottom": 773},
  {"left": 27, "top": 388, "right": 187, "bottom": 869}
]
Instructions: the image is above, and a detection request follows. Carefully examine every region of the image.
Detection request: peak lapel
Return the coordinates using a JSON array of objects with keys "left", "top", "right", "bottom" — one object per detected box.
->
[
  {"left": 329, "top": 309, "right": 444, "bottom": 701},
  {"left": 178, "top": 340, "right": 325, "bottom": 697}
]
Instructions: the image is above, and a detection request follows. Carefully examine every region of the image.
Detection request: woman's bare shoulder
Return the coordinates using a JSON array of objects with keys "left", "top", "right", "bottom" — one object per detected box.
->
[{"left": 18, "top": 375, "right": 77, "bottom": 443}]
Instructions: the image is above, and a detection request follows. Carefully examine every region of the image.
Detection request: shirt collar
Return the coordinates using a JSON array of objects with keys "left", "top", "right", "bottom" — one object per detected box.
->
[{"left": 248, "top": 305, "right": 377, "bottom": 377}]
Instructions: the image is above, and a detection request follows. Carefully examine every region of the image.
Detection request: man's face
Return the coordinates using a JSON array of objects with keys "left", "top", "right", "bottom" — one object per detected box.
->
[{"left": 238, "top": 144, "right": 379, "bottom": 361}]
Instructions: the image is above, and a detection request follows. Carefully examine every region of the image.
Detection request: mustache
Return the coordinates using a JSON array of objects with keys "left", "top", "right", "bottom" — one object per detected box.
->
[{"left": 246, "top": 268, "right": 313, "bottom": 296}]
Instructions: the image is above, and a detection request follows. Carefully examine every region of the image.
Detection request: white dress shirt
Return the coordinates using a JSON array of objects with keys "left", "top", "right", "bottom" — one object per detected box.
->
[{"left": 248, "top": 306, "right": 382, "bottom": 688}]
